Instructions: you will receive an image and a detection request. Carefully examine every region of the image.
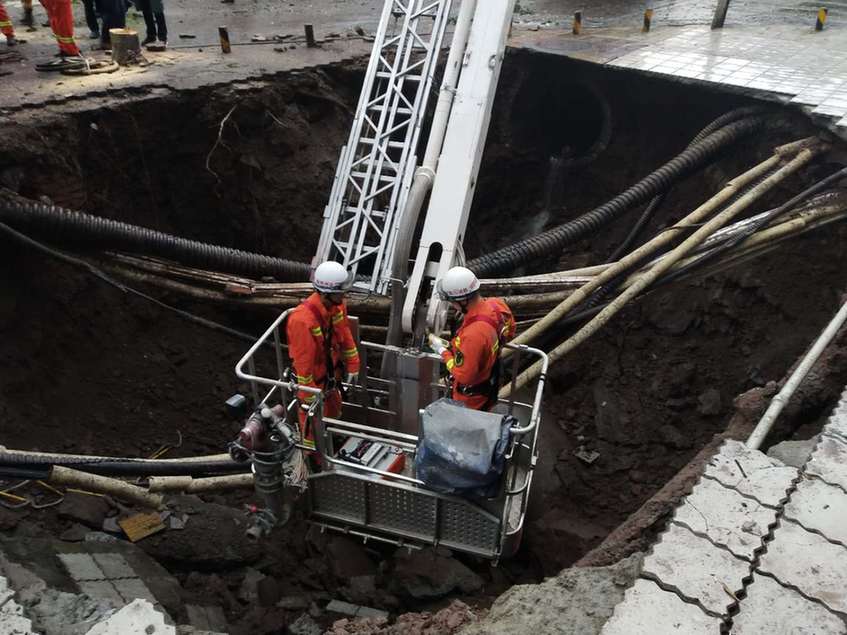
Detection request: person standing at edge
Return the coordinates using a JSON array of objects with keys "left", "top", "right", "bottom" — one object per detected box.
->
[
  {"left": 136, "top": 0, "right": 167, "bottom": 49},
  {"left": 0, "top": 1, "right": 18, "bottom": 45},
  {"left": 34, "top": 0, "right": 84, "bottom": 71}
]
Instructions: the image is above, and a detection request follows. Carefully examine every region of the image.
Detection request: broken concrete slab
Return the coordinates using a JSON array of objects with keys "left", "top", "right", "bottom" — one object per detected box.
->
[
  {"left": 0, "top": 575, "right": 34, "bottom": 635},
  {"left": 1, "top": 552, "right": 117, "bottom": 635},
  {"left": 461, "top": 553, "right": 643, "bottom": 635},
  {"left": 59, "top": 553, "right": 107, "bottom": 582},
  {"left": 671, "top": 477, "right": 774, "bottom": 559},
  {"left": 758, "top": 518, "right": 847, "bottom": 614},
  {"left": 92, "top": 553, "right": 136, "bottom": 580},
  {"left": 288, "top": 613, "right": 322, "bottom": 635},
  {"left": 766, "top": 436, "right": 819, "bottom": 468},
  {"left": 732, "top": 573, "right": 846, "bottom": 634},
  {"left": 77, "top": 580, "right": 126, "bottom": 606},
  {"left": 805, "top": 434, "right": 847, "bottom": 492},
  {"left": 600, "top": 578, "right": 721, "bottom": 634},
  {"left": 641, "top": 523, "right": 748, "bottom": 615},
  {"left": 55, "top": 541, "right": 183, "bottom": 617},
  {"left": 112, "top": 578, "right": 158, "bottom": 604},
  {"left": 85, "top": 598, "right": 174, "bottom": 635},
  {"left": 703, "top": 440, "right": 797, "bottom": 507},
  {"left": 783, "top": 477, "right": 847, "bottom": 546},
  {"left": 827, "top": 402, "right": 847, "bottom": 437}
]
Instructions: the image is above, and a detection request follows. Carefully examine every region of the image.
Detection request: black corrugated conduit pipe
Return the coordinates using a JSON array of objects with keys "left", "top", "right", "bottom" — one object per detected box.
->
[
  {"left": 0, "top": 451, "right": 249, "bottom": 477},
  {"left": 605, "top": 105, "right": 770, "bottom": 263},
  {"left": 469, "top": 114, "right": 769, "bottom": 277},
  {"left": 0, "top": 195, "right": 310, "bottom": 281}
]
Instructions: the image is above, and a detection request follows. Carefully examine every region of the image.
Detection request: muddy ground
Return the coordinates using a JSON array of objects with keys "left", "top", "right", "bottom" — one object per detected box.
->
[{"left": 2, "top": 49, "right": 847, "bottom": 632}]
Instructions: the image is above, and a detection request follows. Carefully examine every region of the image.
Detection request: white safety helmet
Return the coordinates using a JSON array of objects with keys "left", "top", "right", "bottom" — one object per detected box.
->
[
  {"left": 312, "top": 261, "right": 353, "bottom": 294},
  {"left": 435, "top": 266, "right": 481, "bottom": 301}
]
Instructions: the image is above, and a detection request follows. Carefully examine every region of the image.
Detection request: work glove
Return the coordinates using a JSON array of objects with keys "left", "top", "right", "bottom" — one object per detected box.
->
[
  {"left": 345, "top": 372, "right": 359, "bottom": 386},
  {"left": 427, "top": 333, "right": 448, "bottom": 355}
]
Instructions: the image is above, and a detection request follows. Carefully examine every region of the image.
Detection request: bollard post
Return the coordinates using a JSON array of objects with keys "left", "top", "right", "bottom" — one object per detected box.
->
[
  {"left": 815, "top": 8, "right": 828, "bottom": 31},
  {"left": 218, "top": 26, "right": 231, "bottom": 54},
  {"left": 643, "top": 8, "right": 654, "bottom": 32},
  {"left": 305, "top": 24, "right": 316, "bottom": 48},
  {"left": 572, "top": 10, "right": 582, "bottom": 35},
  {"left": 711, "top": 0, "right": 730, "bottom": 29}
]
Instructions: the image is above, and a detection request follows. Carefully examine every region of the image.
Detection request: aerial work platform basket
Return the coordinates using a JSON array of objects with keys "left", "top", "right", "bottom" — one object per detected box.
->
[{"left": 235, "top": 309, "right": 548, "bottom": 561}]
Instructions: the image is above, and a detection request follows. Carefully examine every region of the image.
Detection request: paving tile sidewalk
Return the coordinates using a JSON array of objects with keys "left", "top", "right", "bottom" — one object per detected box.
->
[{"left": 600, "top": 387, "right": 847, "bottom": 634}]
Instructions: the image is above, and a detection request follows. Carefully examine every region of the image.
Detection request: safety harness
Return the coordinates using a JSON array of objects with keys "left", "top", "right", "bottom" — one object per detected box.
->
[
  {"left": 454, "top": 302, "right": 509, "bottom": 410},
  {"left": 301, "top": 300, "right": 341, "bottom": 393}
]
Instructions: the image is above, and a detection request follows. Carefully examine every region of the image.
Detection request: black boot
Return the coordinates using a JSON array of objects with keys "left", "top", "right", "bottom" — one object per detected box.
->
[{"left": 21, "top": 7, "right": 33, "bottom": 27}]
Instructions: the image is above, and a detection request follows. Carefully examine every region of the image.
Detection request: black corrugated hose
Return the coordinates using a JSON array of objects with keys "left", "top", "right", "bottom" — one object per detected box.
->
[
  {"left": 0, "top": 195, "right": 310, "bottom": 281},
  {"left": 468, "top": 114, "right": 769, "bottom": 277},
  {"left": 605, "top": 105, "right": 770, "bottom": 263},
  {"left": 0, "top": 451, "right": 249, "bottom": 477}
]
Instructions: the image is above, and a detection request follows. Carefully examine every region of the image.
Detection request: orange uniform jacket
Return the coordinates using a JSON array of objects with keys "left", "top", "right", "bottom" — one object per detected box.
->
[
  {"left": 286, "top": 293, "right": 361, "bottom": 414},
  {"left": 440, "top": 297, "right": 516, "bottom": 410}
]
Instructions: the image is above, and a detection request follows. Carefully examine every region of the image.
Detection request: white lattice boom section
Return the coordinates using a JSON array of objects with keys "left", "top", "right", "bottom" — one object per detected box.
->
[{"left": 315, "top": 0, "right": 453, "bottom": 294}]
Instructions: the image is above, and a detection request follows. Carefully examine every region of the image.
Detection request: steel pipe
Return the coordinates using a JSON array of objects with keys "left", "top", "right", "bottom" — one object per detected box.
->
[{"left": 747, "top": 297, "right": 847, "bottom": 450}]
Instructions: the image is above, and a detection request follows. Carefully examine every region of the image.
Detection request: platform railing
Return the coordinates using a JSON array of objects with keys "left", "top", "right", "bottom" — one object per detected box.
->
[{"left": 235, "top": 310, "right": 549, "bottom": 558}]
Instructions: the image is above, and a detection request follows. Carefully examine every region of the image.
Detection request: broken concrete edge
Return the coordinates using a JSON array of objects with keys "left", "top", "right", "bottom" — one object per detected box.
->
[
  {"left": 85, "top": 598, "right": 174, "bottom": 635},
  {"left": 459, "top": 552, "right": 645, "bottom": 635},
  {"left": 577, "top": 331, "right": 847, "bottom": 570},
  {"left": 574, "top": 398, "right": 760, "bottom": 567},
  {"left": 0, "top": 54, "right": 370, "bottom": 118}
]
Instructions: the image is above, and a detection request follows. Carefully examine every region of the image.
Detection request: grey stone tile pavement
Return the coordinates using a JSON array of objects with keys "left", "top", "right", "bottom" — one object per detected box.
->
[
  {"left": 599, "top": 385, "right": 847, "bottom": 632},
  {"left": 732, "top": 573, "right": 847, "bottom": 635}
]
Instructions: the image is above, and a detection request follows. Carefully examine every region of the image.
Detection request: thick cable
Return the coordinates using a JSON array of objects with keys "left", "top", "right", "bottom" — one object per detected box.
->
[
  {"left": 0, "top": 194, "right": 310, "bottom": 281},
  {"left": 469, "top": 116, "right": 768, "bottom": 277},
  {"left": 505, "top": 141, "right": 826, "bottom": 395},
  {"left": 0, "top": 221, "right": 261, "bottom": 344},
  {"left": 0, "top": 451, "right": 248, "bottom": 477},
  {"left": 607, "top": 106, "right": 770, "bottom": 263}
]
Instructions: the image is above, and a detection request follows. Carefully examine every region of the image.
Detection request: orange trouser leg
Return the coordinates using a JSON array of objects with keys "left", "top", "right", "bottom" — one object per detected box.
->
[
  {"left": 0, "top": 2, "right": 14, "bottom": 38},
  {"left": 297, "top": 388, "right": 342, "bottom": 446},
  {"left": 44, "top": 0, "right": 79, "bottom": 56}
]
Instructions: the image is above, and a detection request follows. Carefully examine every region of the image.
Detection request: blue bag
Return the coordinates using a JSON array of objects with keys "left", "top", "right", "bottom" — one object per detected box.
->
[{"left": 414, "top": 398, "right": 514, "bottom": 498}]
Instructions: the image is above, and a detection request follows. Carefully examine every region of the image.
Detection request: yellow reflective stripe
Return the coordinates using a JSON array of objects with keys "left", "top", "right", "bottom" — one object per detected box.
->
[
  {"left": 492, "top": 341, "right": 500, "bottom": 354},
  {"left": 310, "top": 326, "right": 322, "bottom": 336},
  {"left": 0, "top": 21, "right": 12, "bottom": 27},
  {"left": 331, "top": 313, "right": 345, "bottom": 324},
  {"left": 302, "top": 439, "right": 316, "bottom": 450},
  {"left": 301, "top": 394, "right": 316, "bottom": 403},
  {"left": 342, "top": 348, "right": 358, "bottom": 358},
  {"left": 54, "top": 34, "right": 76, "bottom": 43},
  {"left": 446, "top": 358, "right": 455, "bottom": 372},
  {"left": 296, "top": 374, "right": 314, "bottom": 384}
]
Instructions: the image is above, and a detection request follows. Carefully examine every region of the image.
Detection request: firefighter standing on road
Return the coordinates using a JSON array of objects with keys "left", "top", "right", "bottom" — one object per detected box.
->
[
  {"left": 286, "top": 261, "right": 361, "bottom": 447},
  {"left": 428, "top": 266, "right": 516, "bottom": 411},
  {"left": 34, "top": 0, "right": 83, "bottom": 71},
  {"left": 0, "top": 1, "right": 18, "bottom": 46}
]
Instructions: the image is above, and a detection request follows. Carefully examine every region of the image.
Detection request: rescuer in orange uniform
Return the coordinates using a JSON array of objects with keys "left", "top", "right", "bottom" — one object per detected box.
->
[
  {"left": 286, "top": 261, "right": 361, "bottom": 446},
  {"left": 34, "top": 0, "right": 82, "bottom": 71},
  {"left": 428, "top": 266, "right": 515, "bottom": 411},
  {"left": 0, "top": 1, "right": 18, "bottom": 45}
]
